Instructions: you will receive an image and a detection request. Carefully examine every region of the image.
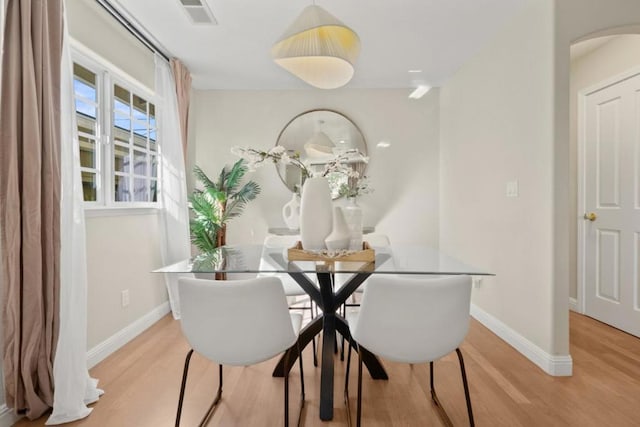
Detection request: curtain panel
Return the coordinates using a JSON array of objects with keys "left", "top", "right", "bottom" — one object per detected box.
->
[
  {"left": 46, "top": 1, "right": 103, "bottom": 423},
  {"left": 0, "top": 0, "right": 63, "bottom": 419},
  {"left": 170, "top": 58, "right": 192, "bottom": 160},
  {"left": 157, "top": 56, "right": 192, "bottom": 319}
]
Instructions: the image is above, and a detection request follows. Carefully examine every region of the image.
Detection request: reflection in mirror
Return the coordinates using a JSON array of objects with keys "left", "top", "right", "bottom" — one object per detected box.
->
[{"left": 275, "top": 110, "right": 367, "bottom": 199}]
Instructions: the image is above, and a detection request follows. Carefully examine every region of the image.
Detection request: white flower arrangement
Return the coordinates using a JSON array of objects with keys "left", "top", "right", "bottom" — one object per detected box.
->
[{"left": 231, "top": 146, "right": 370, "bottom": 184}]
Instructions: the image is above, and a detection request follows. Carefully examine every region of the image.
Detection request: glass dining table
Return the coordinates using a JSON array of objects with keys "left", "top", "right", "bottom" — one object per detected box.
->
[{"left": 156, "top": 243, "right": 493, "bottom": 421}]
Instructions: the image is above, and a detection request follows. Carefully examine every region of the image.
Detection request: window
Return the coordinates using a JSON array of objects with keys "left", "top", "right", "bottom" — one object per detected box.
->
[{"left": 72, "top": 56, "right": 158, "bottom": 207}]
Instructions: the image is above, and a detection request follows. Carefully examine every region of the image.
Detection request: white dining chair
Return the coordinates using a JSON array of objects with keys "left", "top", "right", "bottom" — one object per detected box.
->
[
  {"left": 258, "top": 234, "right": 311, "bottom": 302},
  {"left": 344, "top": 275, "right": 474, "bottom": 427},
  {"left": 176, "top": 277, "right": 305, "bottom": 427},
  {"left": 336, "top": 233, "right": 391, "bottom": 360},
  {"left": 258, "top": 234, "right": 319, "bottom": 366}
]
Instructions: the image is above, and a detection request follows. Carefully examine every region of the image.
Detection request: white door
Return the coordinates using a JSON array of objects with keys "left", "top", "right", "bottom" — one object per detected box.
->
[{"left": 581, "top": 71, "right": 640, "bottom": 337}]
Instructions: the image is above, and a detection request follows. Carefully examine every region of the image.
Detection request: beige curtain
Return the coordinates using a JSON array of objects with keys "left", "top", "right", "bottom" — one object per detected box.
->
[
  {"left": 0, "top": 0, "right": 63, "bottom": 419},
  {"left": 170, "top": 58, "right": 192, "bottom": 159}
]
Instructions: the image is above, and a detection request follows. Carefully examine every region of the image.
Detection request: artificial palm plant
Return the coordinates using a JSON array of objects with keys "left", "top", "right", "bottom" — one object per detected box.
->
[{"left": 189, "top": 160, "right": 260, "bottom": 253}]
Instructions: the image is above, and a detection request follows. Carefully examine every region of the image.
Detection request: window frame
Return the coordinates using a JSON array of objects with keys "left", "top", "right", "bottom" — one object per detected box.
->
[{"left": 72, "top": 47, "right": 161, "bottom": 211}]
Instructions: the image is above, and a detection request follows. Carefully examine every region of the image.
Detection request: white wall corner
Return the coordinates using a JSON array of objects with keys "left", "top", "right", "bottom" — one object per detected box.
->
[
  {"left": 471, "top": 304, "right": 573, "bottom": 376},
  {"left": 87, "top": 302, "right": 170, "bottom": 369},
  {"left": 569, "top": 297, "right": 578, "bottom": 312},
  {"left": 0, "top": 404, "right": 21, "bottom": 427}
]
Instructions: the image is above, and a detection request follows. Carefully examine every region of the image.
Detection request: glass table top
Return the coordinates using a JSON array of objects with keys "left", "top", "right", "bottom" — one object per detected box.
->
[{"left": 154, "top": 244, "right": 493, "bottom": 276}]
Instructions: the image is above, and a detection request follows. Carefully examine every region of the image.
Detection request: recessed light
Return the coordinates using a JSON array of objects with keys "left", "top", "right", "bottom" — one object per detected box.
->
[
  {"left": 339, "top": 140, "right": 346, "bottom": 144},
  {"left": 377, "top": 141, "right": 391, "bottom": 148},
  {"left": 408, "top": 69, "right": 422, "bottom": 73},
  {"left": 408, "top": 85, "right": 431, "bottom": 99}
]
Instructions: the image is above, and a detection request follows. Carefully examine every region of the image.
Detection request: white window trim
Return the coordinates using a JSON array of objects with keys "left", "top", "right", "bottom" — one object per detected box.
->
[{"left": 72, "top": 43, "right": 161, "bottom": 212}]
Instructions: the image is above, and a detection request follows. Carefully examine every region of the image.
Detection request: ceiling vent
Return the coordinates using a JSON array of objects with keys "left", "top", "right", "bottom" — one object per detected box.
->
[{"left": 179, "top": 0, "right": 218, "bottom": 25}]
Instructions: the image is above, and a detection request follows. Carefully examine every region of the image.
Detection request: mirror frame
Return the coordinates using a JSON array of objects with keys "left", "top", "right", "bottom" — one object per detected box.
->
[{"left": 275, "top": 109, "right": 367, "bottom": 198}]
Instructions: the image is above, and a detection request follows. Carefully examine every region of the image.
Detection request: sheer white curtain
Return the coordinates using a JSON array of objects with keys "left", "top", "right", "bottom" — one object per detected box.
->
[
  {"left": 156, "top": 55, "right": 191, "bottom": 319},
  {"left": 46, "top": 4, "right": 103, "bottom": 424}
]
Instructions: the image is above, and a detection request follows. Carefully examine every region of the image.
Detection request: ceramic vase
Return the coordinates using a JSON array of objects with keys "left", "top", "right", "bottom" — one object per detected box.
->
[
  {"left": 325, "top": 207, "right": 351, "bottom": 251},
  {"left": 282, "top": 193, "right": 301, "bottom": 230},
  {"left": 299, "top": 176, "right": 333, "bottom": 250},
  {"left": 342, "top": 198, "right": 363, "bottom": 250}
]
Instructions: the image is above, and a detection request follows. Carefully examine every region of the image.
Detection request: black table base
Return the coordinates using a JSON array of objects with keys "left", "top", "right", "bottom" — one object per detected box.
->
[{"left": 271, "top": 268, "right": 388, "bottom": 421}]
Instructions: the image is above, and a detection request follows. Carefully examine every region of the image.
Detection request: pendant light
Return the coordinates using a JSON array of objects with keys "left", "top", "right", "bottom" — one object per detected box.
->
[{"left": 271, "top": 4, "right": 361, "bottom": 89}]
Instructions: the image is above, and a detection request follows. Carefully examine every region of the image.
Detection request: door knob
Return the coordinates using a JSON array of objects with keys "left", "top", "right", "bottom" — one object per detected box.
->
[{"left": 584, "top": 212, "right": 597, "bottom": 221}]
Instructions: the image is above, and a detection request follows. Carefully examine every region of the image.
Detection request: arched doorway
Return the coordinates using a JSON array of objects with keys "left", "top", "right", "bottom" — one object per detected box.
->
[{"left": 570, "top": 32, "right": 640, "bottom": 337}]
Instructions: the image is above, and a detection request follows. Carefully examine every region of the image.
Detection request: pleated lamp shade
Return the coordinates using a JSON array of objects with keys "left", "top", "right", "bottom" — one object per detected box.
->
[{"left": 271, "top": 5, "right": 360, "bottom": 89}]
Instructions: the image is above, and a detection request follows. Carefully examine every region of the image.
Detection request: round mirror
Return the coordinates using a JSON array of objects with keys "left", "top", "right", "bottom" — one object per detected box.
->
[{"left": 275, "top": 110, "right": 367, "bottom": 199}]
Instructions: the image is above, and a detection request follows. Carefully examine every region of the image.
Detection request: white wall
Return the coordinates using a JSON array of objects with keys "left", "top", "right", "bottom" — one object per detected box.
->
[
  {"left": 440, "top": 0, "right": 558, "bottom": 359},
  {"left": 85, "top": 214, "right": 168, "bottom": 348},
  {"left": 569, "top": 35, "right": 640, "bottom": 299},
  {"left": 190, "top": 89, "right": 440, "bottom": 247}
]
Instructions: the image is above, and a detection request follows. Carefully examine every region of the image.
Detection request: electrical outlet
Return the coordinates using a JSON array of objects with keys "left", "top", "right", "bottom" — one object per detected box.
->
[
  {"left": 506, "top": 180, "right": 519, "bottom": 197},
  {"left": 472, "top": 277, "right": 483, "bottom": 288},
  {"left": 121, "top": 289, "right": 130, "bottom": 307}
]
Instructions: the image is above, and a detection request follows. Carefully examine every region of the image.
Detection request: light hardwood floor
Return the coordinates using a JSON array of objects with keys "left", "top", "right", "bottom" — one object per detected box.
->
[{"left": 14, "top": 312, "right": 640, "bottom": 426}]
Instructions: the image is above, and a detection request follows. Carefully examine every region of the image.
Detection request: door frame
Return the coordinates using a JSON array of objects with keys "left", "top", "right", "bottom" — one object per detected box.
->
[{"left": 576, "top": 65, "right": 640, "bottom": 315}]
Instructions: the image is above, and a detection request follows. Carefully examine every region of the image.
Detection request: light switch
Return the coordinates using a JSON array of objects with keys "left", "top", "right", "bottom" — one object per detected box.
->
[{"left": 506, "top": 180, "right": 519, "bottom": 198}]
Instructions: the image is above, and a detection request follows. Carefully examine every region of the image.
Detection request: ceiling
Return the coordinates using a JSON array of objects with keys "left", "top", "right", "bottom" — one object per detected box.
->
[{"left": 112, "top": 0, "right": 528, "bottom": 90}]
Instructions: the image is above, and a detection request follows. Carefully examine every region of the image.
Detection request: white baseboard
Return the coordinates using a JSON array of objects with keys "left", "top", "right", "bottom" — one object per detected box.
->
[
  {"left": 569, "top": 297, "right": 579, "bottom": 312},
  {"left": 0, "top": 404, "right": 21, "bottom": 427},
  {"left": 470, "top": 303, "right": 573, "bottom": 376},
  {"left": 87, "top": 302, "right": 171, "bottom": 369}
]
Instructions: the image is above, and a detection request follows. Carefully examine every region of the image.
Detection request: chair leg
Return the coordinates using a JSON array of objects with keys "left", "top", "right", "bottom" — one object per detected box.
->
[
  {"left": 298, "top": 341, "right": 305, "bottom": 400},
  {"left": 456, "top": 348, "right": 475, "bottom": 427},
  {"left": 296, "top": 341, "right": 306, "bottom": 426},
  {"left": 175, "top": 349, "right": 194, "bottom": 427},
  {"left": 429, "top": 350, "right": 475, "bottom": 427},
  {"left": 311, "top": 302, "right": 318, "bottom": 367},
  {"left": 176, "top": 350, "right": 223, "bottom": 427},
  {"left": 345, "top": 339, "right": 353, "bottom": 394},
  {"left": 340, "top": 304, "right": 346, "bottom": 361},
  {"left": 344, "top": 339, "right": 356, "bottom": 427},
  {"left": 284, "top": 349, "right": 290, "bottom": 427},
  {"left": 356, "top": 348, "right": 363, "bottom": 427},
  {"left": 429, "top": 360, "right": 453, "bottom": 427}
]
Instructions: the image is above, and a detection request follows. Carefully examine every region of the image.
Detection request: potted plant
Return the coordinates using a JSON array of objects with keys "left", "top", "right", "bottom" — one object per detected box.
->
[{"left": 189, "top": 159, "right": 260, "bottom": 253}]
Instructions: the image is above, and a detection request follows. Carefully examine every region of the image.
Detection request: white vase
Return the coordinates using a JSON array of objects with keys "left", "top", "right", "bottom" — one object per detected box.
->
[
  {"left": 299, "top": 176, "right": 333, "bottom": 250},
  {"left": 325, "top": 207, "right": 351, "bottom": 251},
  {"left": 342, "top": 198, "right": 363, "bottom": 250},
  {"left": 282, "top": 193, "right": 301, "bottom": 230}
]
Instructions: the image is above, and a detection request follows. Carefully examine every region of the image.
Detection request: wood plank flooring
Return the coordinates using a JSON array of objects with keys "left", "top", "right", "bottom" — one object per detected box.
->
[{"left": 13, "top": 312, "right": 640, "bottom": 426}]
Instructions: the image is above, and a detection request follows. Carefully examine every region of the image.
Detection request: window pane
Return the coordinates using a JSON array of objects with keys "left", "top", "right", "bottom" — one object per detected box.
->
[
  {"left": 149, "top": 129, "right": 157, "bottom": 146},
  {"left": 114, "top": 113, "right": 131, "bottom": 132},
  {"left": 74, "top": 79, "right": 97, "bottom": 102},
  {"left": 79, "top": 136, "right": 96, "bottom": 168},
  {"left": 150, "top": 155, "right": 158, "bottom": 179},
  {"left": 133, "top": 150, "right": 148, "bottom": 176},
  {"left": 149, "top": 103, "right": 156, "bottom": 128},
  {"left": 76, "top": 113, "right": 96, "bottom": 136},
  {"left": 150, "top": 179, "right": 158, "bottom": 202},
  {"left": 81, "top": 171, "right": 97, "bottom": 201},
  {"left": 73, "top": 63, "right": 96, "bottom": 101},
  {"left": 114, "top": 144, "right": 130, "bottom": 173},
  {"left": 133, "top": 94, "right": 148, "bottom": 122},
  {"left": 134, "top": 178, "right": 148, "bottom": 202},
  {"left": 114, "top": 174, "right": 130, "bottom": 202},
  {"left": 114, "top": 85, "right": 131, "bottom": 114},
  {"left": 132, "top": 125, "right": 147, "bottom": 148},
  {"left": 75, "top": 99, "right": 96, "bottom": 119}
]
